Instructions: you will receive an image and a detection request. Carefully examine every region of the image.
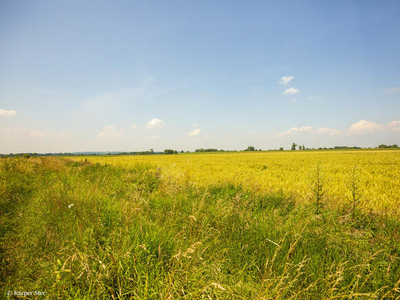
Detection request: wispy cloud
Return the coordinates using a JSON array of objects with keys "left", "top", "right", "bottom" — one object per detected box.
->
[
  {"left": 276, "top": 126, "right": 312, "bottom": 137},
  {"left": 97, "top": 126, "right": 124, "bottom": 138},
  {"left": 188, "top": 128, "right": 201, "bottom": 136},
  {"left": 282, "top": 87, "right": 300, "bottom": 95},
  {"left": 0, "top": 127, "right": 50, "bottom": 138},
  {"left": 386, "top": 86, "right": 400, "bottom": 93},
  {"left": 279, "top": 75, "right": 294, "bottom": 85},
  {"left": 77, "top": 76, "right": 186, "bottom": 118},
  {"left": 276, "top": 126, "right": 341, "bottom": 137},
  {"left": 150, "top": 135, "right": 160, "bottom": 140},
  {"left": 146, "top": 118, "right": 164, "bottom": 129},
  {"left": 317, "top": 127, "right": 342, "bottom": 136},
  {"left": 0, "top": 109, "right": 18, "bottom": 117},
  {"left": 308, "top": 96, "right": 315, "bottom": 101},
  {"left": 61, "top": 130, "right": 71, "bottom": 137},
  {"left": 131, "top": 123, "right": 138, "bottom": 129}
]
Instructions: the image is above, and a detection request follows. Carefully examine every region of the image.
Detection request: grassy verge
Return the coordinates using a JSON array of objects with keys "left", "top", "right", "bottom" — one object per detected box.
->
[{"left": 1, "top": 157, "right": 399, "bottom": 299}]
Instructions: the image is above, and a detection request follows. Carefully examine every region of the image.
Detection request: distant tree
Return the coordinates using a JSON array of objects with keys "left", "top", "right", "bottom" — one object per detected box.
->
[
  {"left": 164, "top": 149, "right": 174, "bottom": 154},
  {"left": 174, "top": 150, "right": 178, "bottom": 154},
  {"left": 150, "top": 148, "right": 154, "bottom": 153},
  {"left": 245, "top": 146, "right": 255, "bottom": 151},
  {"left": 279, "top": 147, "right": 284, "bottom": 151},
  {"left": 291, "top": 143, "right": 297, "bottom": 151}
]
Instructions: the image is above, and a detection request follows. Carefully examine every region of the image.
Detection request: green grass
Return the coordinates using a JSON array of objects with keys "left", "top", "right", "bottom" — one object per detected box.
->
[{"left": 1, "top": 157, "right": 399, "bottom": 299}]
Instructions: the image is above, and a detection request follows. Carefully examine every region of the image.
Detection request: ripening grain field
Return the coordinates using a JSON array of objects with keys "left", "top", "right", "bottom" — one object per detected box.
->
[
  {"left": 78, "top": 150, "right": 400, "bottom": 216},
  {"left": 1, "top": 150, "right": 400, "bottom": 299}
]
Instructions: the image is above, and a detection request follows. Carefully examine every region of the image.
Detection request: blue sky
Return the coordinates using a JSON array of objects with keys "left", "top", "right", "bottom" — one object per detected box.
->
[{"left": 1, "top": 0, "right": 399, "bottom": 153}]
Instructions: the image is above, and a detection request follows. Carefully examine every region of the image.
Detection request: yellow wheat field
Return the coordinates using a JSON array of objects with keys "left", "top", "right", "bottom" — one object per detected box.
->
[{"left": 72, "top": 150, "right": 400, "bottom": 216}]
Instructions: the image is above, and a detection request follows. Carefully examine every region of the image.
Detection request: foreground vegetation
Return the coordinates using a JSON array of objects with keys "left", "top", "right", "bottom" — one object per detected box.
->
[{"left": 1, "top": 154, "right": 400, "bottom": 298}]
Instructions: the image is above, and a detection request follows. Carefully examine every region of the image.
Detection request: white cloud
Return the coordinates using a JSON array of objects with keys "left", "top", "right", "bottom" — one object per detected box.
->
[
  {"left": 131, "top": 123, "right": 138, "bottom": 129},
  {"left": 387, "top": 86, "right": 400, "bottom": 93},
  {"left": 349, "top": 120, "right": 400, "bottom": 134},
  {"left": 348, "top": 120, "right": 379, "bottom": 134},
  {"left": 150, "top": 135, "right": 159, "bottom": 140},
  {"left": 282, "top": 87, "right": 300, "bottom": 95},
  {"left": 276, "top": 126, "right": 312, "bottom": 137},
  {"left": 308, "top": 96, "right": 315, "bottom": 101},
  {"left": 279, "top": 75, "right": 294, "bottom": 85},
  {"left": 193, "top": 124, "right": 198, "bottom": 127},
  {"left": 0, "top": 109, "right": 18, "bottom": 117},
  {"left": 291, "top": 98, "right": 296, "bottom": 103},
  {"left": 188, "top": 128, "right": 201, "bottom": 136},
  {"left": 97, "top": 126, "right": 124, "bottom": 138},
  {"left": 317, "top": 127, "right": 342, "bottom": 136},
  {"left": 146, "top": 118, "right": 164, "bottom": 129}
]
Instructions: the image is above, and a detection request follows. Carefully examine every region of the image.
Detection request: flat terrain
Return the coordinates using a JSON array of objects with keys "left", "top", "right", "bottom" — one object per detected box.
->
[
  {"left": 78, "top": 150, "right": 400, "bottom": 216},
  {"left": 1, "top": 150, "right": 400, "bottom": 298}
]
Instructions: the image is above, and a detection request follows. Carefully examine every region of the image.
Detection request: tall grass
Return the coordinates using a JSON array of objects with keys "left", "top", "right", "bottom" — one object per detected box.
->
[{"left": 1, "top": 157, "right": 399, "bottom": 299}]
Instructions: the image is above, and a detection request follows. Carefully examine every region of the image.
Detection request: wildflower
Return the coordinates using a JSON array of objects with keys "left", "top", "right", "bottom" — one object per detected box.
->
[{"left": 68, "top": 203, "right": 74, "bottom": 209}]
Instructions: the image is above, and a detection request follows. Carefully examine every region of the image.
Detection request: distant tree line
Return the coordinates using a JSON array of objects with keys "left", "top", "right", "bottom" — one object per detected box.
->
[
  {"left": 287, "top": 143, "right": 365, "bottom": 151},
  {"left": 195, "top": 148, "right": 224, "bottom": 153},
  {"left": 1, "top": 144, "right": 399, "bottom": 158},
  {"left": 378, "top": 144, "right": 398, "bottom": 148}
]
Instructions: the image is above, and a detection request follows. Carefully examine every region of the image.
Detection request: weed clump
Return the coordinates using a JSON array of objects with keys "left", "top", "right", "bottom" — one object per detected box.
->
[{"left": 310, "top": 164, "right": 328, "bottom": 214}]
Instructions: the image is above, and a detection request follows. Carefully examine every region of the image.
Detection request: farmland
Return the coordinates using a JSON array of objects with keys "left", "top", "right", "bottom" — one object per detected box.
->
[
  {"left": 1, "top": 150, "right": 400, "bottom": 298},
  {"left": 77, "top": 149, "right": 400, "bottom": 216}
]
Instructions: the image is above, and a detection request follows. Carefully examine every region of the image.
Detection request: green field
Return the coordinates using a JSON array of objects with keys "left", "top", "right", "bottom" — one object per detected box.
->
[{"left": 1, "top": 153, "right": 400, "bottom": 299}]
